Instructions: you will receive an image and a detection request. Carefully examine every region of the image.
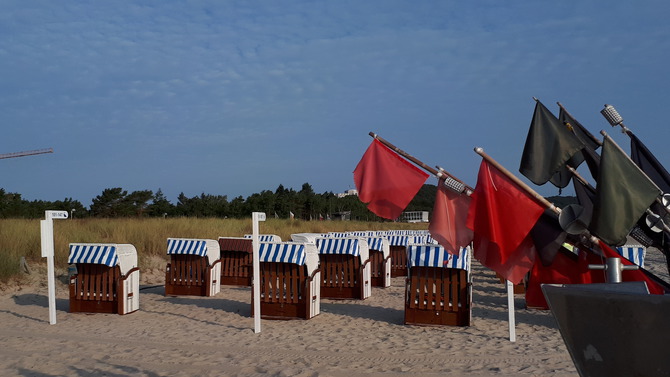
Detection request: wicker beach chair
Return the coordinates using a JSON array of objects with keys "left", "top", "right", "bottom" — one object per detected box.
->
[
  {"left": 68, "top": 243, "right": 140, "bottom": 315},
  {"left": 165, "top": 238, "right": 221, "bottom": 297},
  {"left": 404, "top": 244, "right": 472, "bottom": 326},
  {"left": 218, "top": 237, "right": 254, "bottom": 286},
  {"left": 367, "top": 236, "right": 392, "bottom": 288},
  {"left": 316, "top": 237, "right": 371, "bottom": 300},
  {"left": 252, "top": 241, "right": 321, "bottom": 320}
]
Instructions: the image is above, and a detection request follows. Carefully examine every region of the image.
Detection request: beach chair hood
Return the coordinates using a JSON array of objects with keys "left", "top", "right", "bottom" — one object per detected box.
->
[
  {"left": 407, "top": 244, "right": 470, "bottom": 271},
  {"left": 68, "top": 243, "right": 138, "bottom": 275},
  {"left": 260, "top": 241, "right": 319, "bottom": 275},
  {"left": 167, "top": 238, "right": 220, "bottom": 265}
]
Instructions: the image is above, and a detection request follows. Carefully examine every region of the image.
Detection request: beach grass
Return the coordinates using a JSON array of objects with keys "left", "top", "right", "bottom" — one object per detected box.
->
[{"left": 0, "top": 217, "right": 428, "bottom": 282}]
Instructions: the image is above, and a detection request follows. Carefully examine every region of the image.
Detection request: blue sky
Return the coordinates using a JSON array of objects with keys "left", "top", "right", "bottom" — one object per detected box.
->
[{"left": 2, "top": 1, "right": 669, "bottom": 207}]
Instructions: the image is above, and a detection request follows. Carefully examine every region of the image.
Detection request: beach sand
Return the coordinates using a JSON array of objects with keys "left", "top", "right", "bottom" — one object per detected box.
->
[{"left": 1, "top": 249, "right": 666, "bottom": 377}]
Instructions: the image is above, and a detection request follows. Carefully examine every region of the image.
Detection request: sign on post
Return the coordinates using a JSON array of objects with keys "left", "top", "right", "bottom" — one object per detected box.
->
[
  {"left": 251, "top": 212, "right": 266, "bottom": 334},
  {"left": 41, "top": 210, "right": 68, "bottom": 325}
]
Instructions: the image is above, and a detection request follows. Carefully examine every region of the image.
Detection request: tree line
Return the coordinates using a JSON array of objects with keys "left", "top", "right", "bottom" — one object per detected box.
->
[{"left": 0, "top": 183, "right": 439, "bottom": 220}]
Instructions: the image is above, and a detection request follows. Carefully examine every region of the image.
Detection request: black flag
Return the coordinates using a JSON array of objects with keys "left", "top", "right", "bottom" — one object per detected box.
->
[
  {"left": 629, "top": 132, "right": 670, "bottom": 193},
  {"left": 590, "top": 136, "right": 660, "bottom": 246},
  {"left": 520, "top": 101, "right": 584, "bottom": 188}
]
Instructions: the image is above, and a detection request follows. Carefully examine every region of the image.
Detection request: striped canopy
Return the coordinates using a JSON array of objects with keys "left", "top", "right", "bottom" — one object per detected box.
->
[
  {"left": 616, "top": 245, "right": 646, "bottom": 267},
  {"left": 167, "top": 238, "right": 220, "bottom": 264},
  {"left": 167, "top": 238, "right": 208, "bottom": 257},
  {"left": 386, "top": 235, "right": 409, "bottom": 247},
  {"left": 407, "top": 244, "right": 470, "bottom": 271},
  {"left": 367, "top": 237, "right": 384, "bottom": 251},
  {"left": 317, "top": 238, "right": 360, "bottom": 257},
  {"left": 260, "top": 242, "right": 306, "bottom": 265},
  {"left": 260, "top": 242, "right": 320, "bottom": 274},
  {"left": 68, "top": 244, "right": 119, "bottom": 267}
]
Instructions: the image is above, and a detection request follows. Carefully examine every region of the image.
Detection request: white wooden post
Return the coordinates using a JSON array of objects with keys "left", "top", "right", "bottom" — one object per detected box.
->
[
  {"left": 40, "top": 210, "right": 68, "bottom": 325},
  {"left": 507, "top": 280, "right": 517, "bottom": 342},
  {"left": 251, "top": 212, "right": 266, "bottom": 333}
]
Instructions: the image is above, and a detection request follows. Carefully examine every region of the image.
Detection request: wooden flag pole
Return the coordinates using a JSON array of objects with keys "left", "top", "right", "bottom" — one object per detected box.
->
[
  {"left": 474, "top": 147, "right": 559, "bottom": 213},
  {"left": 556, "top": 102, "right": 603, "bottom": 146},
  {"left": 369, "top": 132, "right": 474, "bottom": 194},
  {"left": 474, "top": 147, "right": 602, "bottom": 245}
]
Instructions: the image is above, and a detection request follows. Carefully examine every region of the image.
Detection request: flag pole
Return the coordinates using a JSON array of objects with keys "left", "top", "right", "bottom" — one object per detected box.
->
[
  {"left": 369, "top": 132, "right": 474, "bottom": 194},
  {"left": 556, "top": 102, "right": 603, "bottom": 146},
  {"left": 474, "top": 147, "right": 559, "bottom": 213},
  {"left": 474, "top": 147, "right": 602, "bottom": 245}
]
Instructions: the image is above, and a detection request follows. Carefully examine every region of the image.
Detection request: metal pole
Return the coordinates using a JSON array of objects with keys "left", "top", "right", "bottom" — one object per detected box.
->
[{"left": 588, "top": 257, "right": 639, "bottom": 283}]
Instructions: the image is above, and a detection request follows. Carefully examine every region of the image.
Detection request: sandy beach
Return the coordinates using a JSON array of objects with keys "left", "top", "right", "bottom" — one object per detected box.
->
[
  {"left": 0, "top": 250, "right": 602, "bottom": 377},
  {"left": 3, "top": 248, "right": 667, "bottom": 377}
]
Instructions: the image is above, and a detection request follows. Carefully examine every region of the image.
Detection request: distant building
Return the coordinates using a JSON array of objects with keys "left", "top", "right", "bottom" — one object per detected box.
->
[
  {"left": 332, "top": 211, "right": 351, "bottom": 221},
  {"left": 401, "top": 211, "right": 429, "bottom": 223},
  {"left": 336, "top": 189, "right": 358, "bottom": 198}
]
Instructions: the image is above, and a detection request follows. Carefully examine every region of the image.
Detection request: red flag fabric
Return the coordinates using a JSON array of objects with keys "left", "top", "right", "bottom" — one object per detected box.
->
[
  {"left": 466, "top": 159, "right": 545, "bottom": 284},
  {"left": 429, "top": 179, "right": 473, "bottom": 254},
  {"left": 525, "top": 247, "right": 605, "bottom": 309},
  {"left": 353, "top": 139, "right": 429, "bottom": 220}
]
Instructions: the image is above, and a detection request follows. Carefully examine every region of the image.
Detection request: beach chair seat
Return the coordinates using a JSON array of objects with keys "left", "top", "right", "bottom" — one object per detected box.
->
[
  {"left": 218, "top": 237, "right": 254, "bottom": 286},
  {"left": 68, "top": 243, "right": 140, "bottom": 315},
  {"left": 404, "top": 244, "right": 471, "bottom": 326},
  {"left": 165, "top": 238, "right": 221, "bottom": 297},
  {"left": 252, "top": 241, "right": 321, "bottom": 320},
  {"left": 317, "top": 237, "right": 371, "bottom": 300}
]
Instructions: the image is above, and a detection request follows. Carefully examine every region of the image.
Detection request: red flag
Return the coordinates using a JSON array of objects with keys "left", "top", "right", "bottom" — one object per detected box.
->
[
  {"left": 466, "top": 159, "right": 545, "bottom": 283},
  {"left": 429, "top": 179, "right": 473, "bottom": 254},
  {"left": 353, "top": 139, "right": 429, "bottom": 220}
]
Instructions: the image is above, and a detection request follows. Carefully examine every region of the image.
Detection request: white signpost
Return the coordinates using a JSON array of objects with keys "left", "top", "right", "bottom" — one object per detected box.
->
[
  {"left": 40, "top": 210, "right": 68, "bottom": 325},
  {"left": 251, "top": 212, "right": 266, "bottom": 333},
  {"left": 507, "top": 280, "right": 517, "bottom": 342}
]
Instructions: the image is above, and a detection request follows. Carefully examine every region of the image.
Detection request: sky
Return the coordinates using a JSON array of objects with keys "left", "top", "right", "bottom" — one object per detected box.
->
[{"left": 2, "top": 1, "right": 670, "bottom": 208}]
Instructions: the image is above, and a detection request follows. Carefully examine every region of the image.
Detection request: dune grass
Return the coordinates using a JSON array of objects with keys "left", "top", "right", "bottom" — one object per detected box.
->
[{"left": 0, "top": 217, "right": 428, "bottom": 283}]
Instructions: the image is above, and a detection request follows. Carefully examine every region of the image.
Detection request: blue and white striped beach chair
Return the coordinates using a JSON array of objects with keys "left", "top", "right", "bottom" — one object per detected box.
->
[
  {"left": 386, "top": 234, "right": 411, "bottom": 277},
  {"left": 165, "top": 238, "right": 221, "bottom": 297},
  {"left": 255, "top": 241, "right": 321, "bottom": 319},
  {"left": 316, "top": 237, "right": 372, "bottom": 299},
  {"left": 68, "top": 243, "right": 140, "bottom": 315},
  {"left": 367, "top": 236, "right": 392, "bottom": 287},
  {"left": 404, "top": 244, "right": 472, "bottom": 326}
]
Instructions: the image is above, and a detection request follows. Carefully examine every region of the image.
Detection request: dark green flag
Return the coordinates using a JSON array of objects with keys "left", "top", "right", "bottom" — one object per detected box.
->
[
  {"left": 519, "top": 101, "right": 584, "bottom": 187},
  {"left": 590, "top": 136, "right": 660, "bottom": 246}
]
